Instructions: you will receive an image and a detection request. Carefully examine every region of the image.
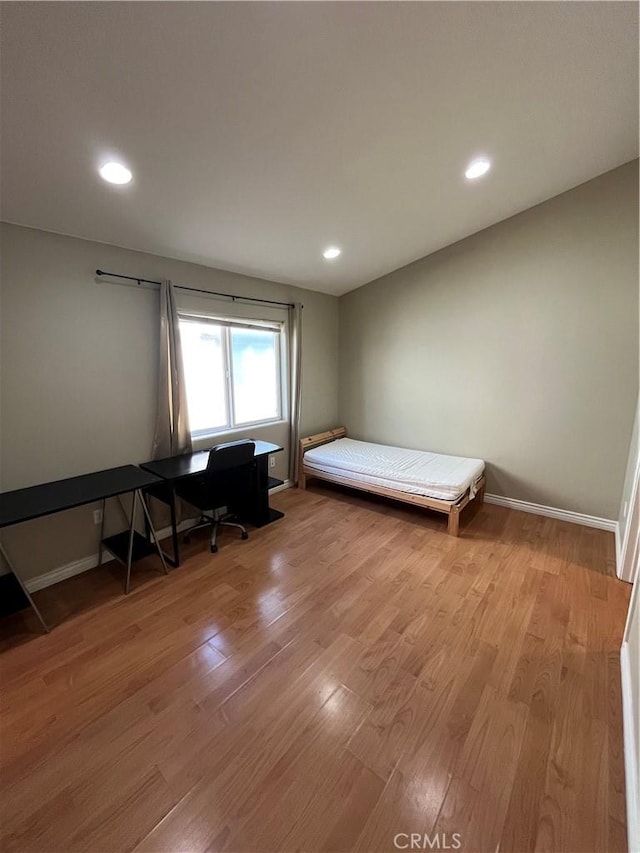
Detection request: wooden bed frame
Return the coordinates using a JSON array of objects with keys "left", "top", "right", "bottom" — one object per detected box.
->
[{"left": 298, "top": 427, "right": 485, "bottom": 536}]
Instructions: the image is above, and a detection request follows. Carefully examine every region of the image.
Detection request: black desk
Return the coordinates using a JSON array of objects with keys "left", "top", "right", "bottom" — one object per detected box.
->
[
  {"left": 0, "top": 465, "right": 169, "bottom": 631},
  {"left": 140, "top": 440, "right": 284, "bottom": 566}
]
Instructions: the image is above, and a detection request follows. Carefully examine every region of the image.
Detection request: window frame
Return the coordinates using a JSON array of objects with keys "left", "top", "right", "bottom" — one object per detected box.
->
[{"left": 179, "top": 312, "right": 285, "bottom": 439}]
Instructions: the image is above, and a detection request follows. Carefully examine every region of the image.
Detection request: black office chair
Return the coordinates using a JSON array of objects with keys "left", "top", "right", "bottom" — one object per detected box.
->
[{"left": 176, "top": 440, "right": 255, "bottom": 553}]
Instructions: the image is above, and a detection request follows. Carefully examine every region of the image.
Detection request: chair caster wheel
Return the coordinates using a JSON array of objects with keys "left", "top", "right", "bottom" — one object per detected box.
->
[
  {"left": 241, "top": 532, "right": 249, "bottom": 540},
  {"left": 210, "top": 544, "right": 218, "bottom": 553}
]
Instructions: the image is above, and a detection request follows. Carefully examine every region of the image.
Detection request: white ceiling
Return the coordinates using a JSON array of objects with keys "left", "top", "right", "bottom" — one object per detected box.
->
[{"left": 1, "top": 2, "right": 638, "bottom": 296}]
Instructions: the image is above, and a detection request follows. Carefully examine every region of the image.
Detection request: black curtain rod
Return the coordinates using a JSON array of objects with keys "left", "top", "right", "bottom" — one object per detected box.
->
[{"left": 95, "top": 269, "right": 298, "bottom": 309}]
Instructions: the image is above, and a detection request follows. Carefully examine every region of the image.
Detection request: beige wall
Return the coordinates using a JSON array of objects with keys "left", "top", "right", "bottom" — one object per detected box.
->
[
  {"left": 0, "top": 223, "right": 339, "bottom": 579},
  {"left": 339, "top": 161, "right": 639, "bottom": 519}
]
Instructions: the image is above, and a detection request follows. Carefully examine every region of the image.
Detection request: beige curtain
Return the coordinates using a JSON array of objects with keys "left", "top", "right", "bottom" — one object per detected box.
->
[
  {"left": 151, "top": 279, "right": 192, "bottom": 459},
  {"left": 288, "top": 303, "right": 303, "bottom": 483}
]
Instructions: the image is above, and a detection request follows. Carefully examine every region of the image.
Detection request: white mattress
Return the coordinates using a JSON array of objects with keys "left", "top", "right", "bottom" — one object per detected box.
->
[{"left": 304, "top": 437, "right": 484, "bottom": 503}]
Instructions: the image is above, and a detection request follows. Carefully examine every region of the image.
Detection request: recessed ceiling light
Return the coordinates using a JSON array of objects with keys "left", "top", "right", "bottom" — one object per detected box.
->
[
  {"left": 465, "top": 158, "right": 491, "bottom": 180},
  {"left": 323, "top": 246, "right": 341, "bottom": 260},
  {"left": 99, "top": 161, "right": 133, "bottom": 185}
]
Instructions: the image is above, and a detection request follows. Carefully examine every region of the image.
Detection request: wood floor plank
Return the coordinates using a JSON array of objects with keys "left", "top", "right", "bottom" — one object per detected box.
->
[
  {"left": 346, "top": 666, "right": 418, "bottom": 780},
  {"left": 0, "top": 486, "right": 631, "bottom": 853},
  {"left": 500, "top": 710, "right": 554, "bottom": 852},
  {"left": 353, "top": 766, "right": 437, "bottom": 853},
  {"left": 437, "top": 686, "right": 529, "bottom": 852}
]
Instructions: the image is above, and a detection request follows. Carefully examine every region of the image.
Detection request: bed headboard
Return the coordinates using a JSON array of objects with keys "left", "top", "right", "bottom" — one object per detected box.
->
[
  {"left": 300, "top": 426, "right": 347, "bottom": 455},
  {"left": 298, "top": 427, "right": 347, "bottom": 479}
]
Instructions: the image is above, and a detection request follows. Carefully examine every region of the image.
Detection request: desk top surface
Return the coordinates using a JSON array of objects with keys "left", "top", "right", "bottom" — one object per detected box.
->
[
  {"left": 139, "top": 440, "right": 284, "bottom": 481},
  {"left": 0, "top": 465, "right": 162, "bottom": 528}
]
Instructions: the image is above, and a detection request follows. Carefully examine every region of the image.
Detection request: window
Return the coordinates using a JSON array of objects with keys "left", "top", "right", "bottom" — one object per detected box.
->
[{"left": 179, "top": 315, "right": 283, "bottom": 436}]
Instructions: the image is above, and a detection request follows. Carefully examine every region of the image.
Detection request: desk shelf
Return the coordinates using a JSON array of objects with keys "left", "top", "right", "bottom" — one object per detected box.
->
[
  {"left": 102, "top": 531, "right": 158, "bottom": 566},
  {"left": 267, "top": 476, "right": 284, "bottom": 491}
]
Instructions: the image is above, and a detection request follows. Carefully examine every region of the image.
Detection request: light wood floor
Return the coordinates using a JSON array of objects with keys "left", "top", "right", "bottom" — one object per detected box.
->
[{"left": 0, "top": 485, "right": 631, "bottom": 853}]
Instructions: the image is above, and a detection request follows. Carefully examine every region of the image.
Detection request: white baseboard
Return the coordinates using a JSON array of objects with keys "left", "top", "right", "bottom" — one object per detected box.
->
[
  {"left": 270, "top": 479, "right": 292, "bottom": 494},
  {"left": 621, "top": 642, "right": 639, "bottom": 853},
  {"left": 24, "top": 518, "right": 194, "bottom": 593},
  {"left": 25, "top": 554, "right": 103, "bottom": 592},
  {"left": 484, "top": 493, "right": 617, "bottom": 532}
]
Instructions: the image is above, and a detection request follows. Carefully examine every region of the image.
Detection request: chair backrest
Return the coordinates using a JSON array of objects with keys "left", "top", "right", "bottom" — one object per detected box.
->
[
  {"left": 206, "top": 439, "right": 256, "bottom": 472},
  {"left": 203, "top": 440, "right": 256, "bottom": 512}
]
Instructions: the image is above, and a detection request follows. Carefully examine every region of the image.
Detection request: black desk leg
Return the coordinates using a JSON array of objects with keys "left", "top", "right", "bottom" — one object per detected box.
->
[
  {"left": 169, "top": 486, "right": 180, "bottom": 568},
  {"left": 0, "top": 542, "right": 49, "bottom": 633}
]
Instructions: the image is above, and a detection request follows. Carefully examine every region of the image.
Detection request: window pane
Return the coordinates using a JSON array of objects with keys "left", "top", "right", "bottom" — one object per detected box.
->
[
  {"left": 179, "top": 320, "right": 228, "bottom": 432},
  {"left": 230, "top": 328, "right": 279, "bottom": 425}
]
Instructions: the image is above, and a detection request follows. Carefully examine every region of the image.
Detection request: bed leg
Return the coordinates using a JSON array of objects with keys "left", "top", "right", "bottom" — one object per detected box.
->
[
  {"left": 448, "top": 507, "right": 460, "bottom": 537},
  {"left": 299, "top": 471, "right": 306, "bottom": 489},
  {"left": 477, "top": 483, "right": 485, "bottom": 504}
]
